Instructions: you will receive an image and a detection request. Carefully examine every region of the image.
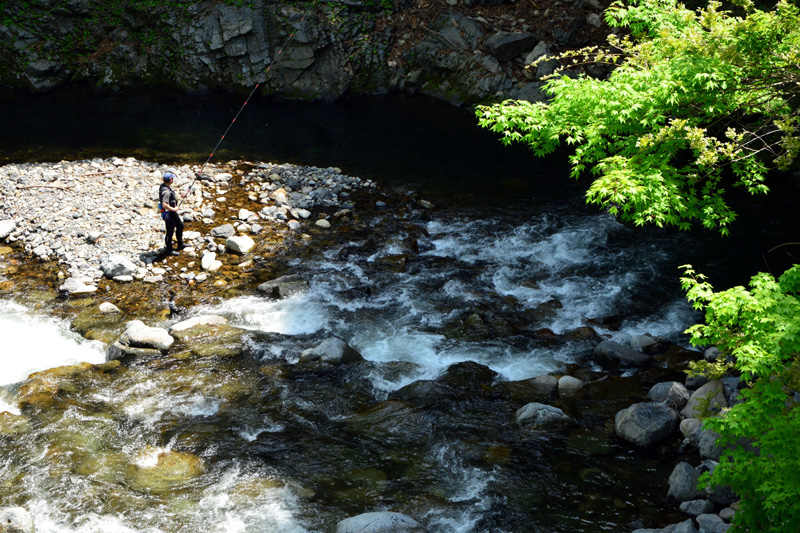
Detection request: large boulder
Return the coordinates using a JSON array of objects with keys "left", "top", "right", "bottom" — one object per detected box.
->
[
  {"left": 257, "top": 274, "right": 310, "bottom": 299},
  {"left": 335, "top": 511, "right": 426, "bottom": 533},
  {"left": 0, "top": 507, "right": 35, "bottom": 533},
  {"left": 614, "top": 402, "right": 679, "bottom": 448},
  {"left": 514, "top": 402, "right": 572, "bottom": 429},
  {"left": 647, "top": 381, "right": 690, "bottom": 410},
  {"left": 668, "top": 462, "right": 700, "bottom": 502},
  {"left": 100, "top": 254, "right": 138, "bottom": 278},
  {"left": 594, "top": 340, "right": 650, "bottom": 370},
  {"left": 696, "top": 514, "right": 730, "bottom": 533},
  {"left": 682, "top": 380, "right": 728, "bottom": 418},
  {"left": 299, "top": 337, "right": 364, "bottom": 364}
]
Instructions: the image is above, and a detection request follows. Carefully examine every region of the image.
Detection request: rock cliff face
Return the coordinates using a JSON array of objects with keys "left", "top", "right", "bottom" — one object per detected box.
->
[{"left": 0, "top": 0, "right": 610, "bottom": 105}]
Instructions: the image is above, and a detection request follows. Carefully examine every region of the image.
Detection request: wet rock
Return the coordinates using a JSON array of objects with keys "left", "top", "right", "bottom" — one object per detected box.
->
[
  {"left": 679, "top": 499, "right": 715, "bottom": 517},
  {"left": 514, "top": 402, "right": 572, "bottom": 429},
  {"left": 299, "top": 337, "right": 364, "bottom": 364},
  {"left": 647, "top": 381, "right": 690, "bottom": 410},
  {"left": 594, "top": 340, "right": 650, "bottom": 370},
  {"left": 225, "top": 235, "right": 255, "bottom": 254},
  {"left": 107, "top": 320, "right": 173, "bottom": 360},
  {"left": 668, "top": 462, "right": 700, "bottom": 503},
  {"left": 18, "top": 362, "right": 95, "bottom": 409},
  {"left": 169, "top": 314, "right": 228, "bottom": 333},
  {"left": 0, "top": 506, "right": 35, "bottom": 533},
  {"left": 342, "top": 400, "right": 433, "bottom": 447},
  {"left": 126, "top": 448, "right": 206, "bottom": 494},
  {"left": 630, "top": 334, "right": 658, "bottom": 350},
  {"left": 558, "top": 375, "right": 584, "bottom": 396},
  {"left": 100, "top": 254, "right": 138, "bottom": 278},
  {"left": 315, "top": 219, "right": 331, "bottom": 228},
  {"left": 682, "top": 381, "right": 727, "bottom": 418},
  {"left": 0, "top": 412, "right": 31, "bottom": 435},
  {"left": 614, "top": 402, "right": 679, "bottom": 448},
  {"left": 257, "top": 274, "right": 310, "bottom": 299},
  {"left": 335, "top": 511, "right": 426, "bottom": 533},
  {"left": 99, "top": 302, "right": 121, "bottom": 313},
  {"left": 698, "top": 427, "right": 723, "bottom": 460}
]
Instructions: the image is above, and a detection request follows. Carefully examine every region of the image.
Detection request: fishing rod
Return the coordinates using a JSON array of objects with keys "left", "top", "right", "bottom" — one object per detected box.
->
[{"left": 178, "top": 0, "right": 320, "bottom": 207}]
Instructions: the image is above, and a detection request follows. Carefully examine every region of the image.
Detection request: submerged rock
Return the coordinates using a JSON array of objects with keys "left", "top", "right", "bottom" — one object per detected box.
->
[
  {"left": 0, "top": 506, "right": 35, "bottom": 533},
  {"left": 257, "top": 274, "right": 310, "bottom": 299},
  {"left": 299, "top": 337, "right": 363, "bottom": 364},
  {"left": 594, "top": 340, "right": 650, "bottom": 370},
  {"left": 126, "top": 448, "right": 206, "bottom": 494},
  {"left": 335, "top": 511, "right": 426, "bottom": 533}
]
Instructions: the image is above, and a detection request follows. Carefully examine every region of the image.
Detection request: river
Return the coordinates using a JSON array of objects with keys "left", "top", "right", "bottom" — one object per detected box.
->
[{"left": 1, "top": 87, "right": 798, "bottom": 532}]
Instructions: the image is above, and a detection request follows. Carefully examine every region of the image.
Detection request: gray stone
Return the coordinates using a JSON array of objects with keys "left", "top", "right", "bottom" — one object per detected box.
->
[
  {"left": 536, "top": 56, "right": 560, "bottom": 79},
  {"left": 647, "top": 381, "right": 690, "bottom": 410},
  {"left": 718, "top": 507, "right": 735, "bottom": 521},
  {"left": 679, "top": 499, "right": 715, "bottom": 517},
  {"left": 529, "top": 374, "right": 559, "bottom": 395},
  {"left": 668, "top": 462, "right": 700, "bottom": 502},
  {"left": 587, "top": 13, "right": 602, "bottom": 27},
  {"left": 299, "top": 337, "right": 364, "bottom": 364},
  {"left": 100, "top": 254, "right": 138, "bottom": 278},
  {"left": 58, "top": 277, "right": 97, "bottom": 296},
  {"left": 113, "top": 320, "right": 174, "bottom": 355},
  {"left": 0, "top": 220, "right": 16, "bottom": 239},
  {"left": 672, "top": 520, "right": 699, "bottom": 533},
  {"left": 485, "top": 32, "right": 537, "bottom": 62},
  {"left": 257, "top": 274, "right": 310, "bottom": 299},
  {"left": 558, "top": 375, "right": 584, "bottom": 395},
  {"left": 614, "top": 402, "right": 679, "bottom": 448},
  {"left": 514, "top": 402, "right": 572, "bottom": 429},
  {"left": 682, "top": 380, "right": 728, "bottom": 418},
  {"left": 335, "top": 511, "right": 426, "bottom": 533},
  {"left": 630, "top": 334, "right": 658, "bottom": 350},
  {"left": 210, "top": 223, "right": 236, "bottom": 238},
  {"left": 704, "top": 346, "right": 722, "bottom": 362},
  {"left": 697, "top": 513, "right": 729, "bottom": 533},
  {"left": 680, "top": 418, "right": 702, "bottom": 441},
  {"left": 594, "top": 340, "right": 650, "bottom": 370},
  {"left": 524, "top": 40, "right": 550, "bottom": 65},
  {"left": 698, "top": 427, "right": 723, "bottom": 460},
  {"left": 0, "top": 506, "right": 35, "bottom": 533}
]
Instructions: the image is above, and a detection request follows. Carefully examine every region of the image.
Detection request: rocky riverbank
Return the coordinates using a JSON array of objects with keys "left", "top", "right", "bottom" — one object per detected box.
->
[{"left": 0, "top": 157, "right": 397, "bottom": 297}]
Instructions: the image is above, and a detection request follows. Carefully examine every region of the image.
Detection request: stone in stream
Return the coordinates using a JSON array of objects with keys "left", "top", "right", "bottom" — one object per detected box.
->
[
  {"left": 514, "top": 402, "right": 572, "bottom": 429},
  {"left": 100, "top": 254, "right": 138, "bottom": 278},
  {"left": 679, "top": 499, "right": 715, "bottom": 518},
  {"left": 696, "top": 513, "right": 730, "bottom": 533},
  {"left": 126, "top": 448, "right": 206, "bottom": 495},
  {"left": 335, "top": 511, "right": 426, "bottom": 533},
  {"left": 107, "top": 320, "right": 174, "bottom": 360},
  {"left": 210, "top": 223, "right": 235, "bottom": 238},
  {"left": 557, "top": 375, "right": 584, "bottom": 396},
  {"left": 614, "top": 402, "right": 679, "bottom": 448},
  {"left": 99, "top": 302, "right": 121, "bottom": 314},
  {"left": 667, "top": 462, "right": 700, "bottom": 503},
  {"left": 0, "top": 506, "right": 35, "bottom": 533},
  {"left": 257, "top": 274, "right": 310, "bottom": 299},
  {"left": 682, "top": 380, "right": 728, "bottom": 418},
  {"left": 298, "top": 337, "right": 364, "bottom": 364},
  {"left": 593, "top": 340, "right": 650, "bottom": 371},
  {"left": 647, "top": 381, "right": 690, "bottom": 410}
]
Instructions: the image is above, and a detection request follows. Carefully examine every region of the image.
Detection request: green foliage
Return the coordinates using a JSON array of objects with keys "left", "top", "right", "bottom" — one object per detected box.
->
[
  {"left": 681, "top": 264, "right": 800, "bottom": 530},
  {"left": 476, "top": 0, "right": 800, "bottom": 235}
]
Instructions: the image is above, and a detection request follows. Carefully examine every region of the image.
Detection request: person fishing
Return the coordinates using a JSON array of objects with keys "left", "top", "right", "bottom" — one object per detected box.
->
[{"left": 159, "top": 172, "right": 186, "bottom": 256}]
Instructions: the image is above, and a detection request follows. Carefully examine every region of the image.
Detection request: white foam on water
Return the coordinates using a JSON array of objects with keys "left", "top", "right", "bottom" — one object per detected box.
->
[
  {"left": 207, "top": 295, "right": 328, "bottom": 335},
  {"left": 0, "top": 299, "right": 105, "bottom": 386}
]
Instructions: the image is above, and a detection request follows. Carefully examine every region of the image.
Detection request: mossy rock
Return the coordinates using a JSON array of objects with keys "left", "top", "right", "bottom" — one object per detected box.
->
[
  {"left": 18, "top": 362, "right": 93, "bottom": 410},
  {"left": 126, "top": 448, "right": 206, "bottom": 494},
  {"left": 71, "top": 307, "right": 126, "bottom": 335},
  {"left": 0, "top": 412, "right": 30, "bottom": 435}
]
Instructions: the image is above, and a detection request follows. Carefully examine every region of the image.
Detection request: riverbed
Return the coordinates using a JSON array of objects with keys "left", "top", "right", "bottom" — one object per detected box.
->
[{"left": 1, "top": 88, "right": 798, "bottom": 532}]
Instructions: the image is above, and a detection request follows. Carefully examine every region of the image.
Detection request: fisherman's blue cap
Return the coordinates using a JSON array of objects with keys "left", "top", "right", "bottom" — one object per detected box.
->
[{"left": 163, "top": 172, "right": 175, "bottom": 181}]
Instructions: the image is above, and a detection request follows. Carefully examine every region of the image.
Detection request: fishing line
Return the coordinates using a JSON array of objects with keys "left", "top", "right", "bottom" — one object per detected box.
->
[{"left": 178, "top": 0, "right": 320, "bottom": 207}]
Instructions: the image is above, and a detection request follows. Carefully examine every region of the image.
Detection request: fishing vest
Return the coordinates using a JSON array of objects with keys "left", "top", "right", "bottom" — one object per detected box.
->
[{"left": 159, "top": 183, "right": 177, "bottom": 220}]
